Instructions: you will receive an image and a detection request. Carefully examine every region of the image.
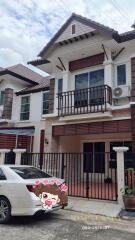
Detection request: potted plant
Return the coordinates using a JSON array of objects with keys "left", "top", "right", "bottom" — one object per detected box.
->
[{"left": 123, "top": 186, "right": 135, "bottom": 210}]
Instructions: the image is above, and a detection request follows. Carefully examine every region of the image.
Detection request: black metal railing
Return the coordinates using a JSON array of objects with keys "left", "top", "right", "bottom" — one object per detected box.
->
[
  {"left": 21, "top": 152, "right": 117, "bottom": 201},
  {"left": 58, "top": 85, "right": 112, "bottom": 117}
]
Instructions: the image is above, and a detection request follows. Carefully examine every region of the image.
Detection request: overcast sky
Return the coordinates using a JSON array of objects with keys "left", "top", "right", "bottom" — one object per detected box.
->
[{"left": 0, "top": 0, "right": 135, "bottom": 74}]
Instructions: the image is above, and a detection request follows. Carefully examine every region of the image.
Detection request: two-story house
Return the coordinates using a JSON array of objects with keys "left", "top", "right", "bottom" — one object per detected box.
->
[
  {"left": 28, "top": 13, "right": 135, "bottom": 201},
  {"left": 0, "top": 64, "right": 50, "bottom": 153}
]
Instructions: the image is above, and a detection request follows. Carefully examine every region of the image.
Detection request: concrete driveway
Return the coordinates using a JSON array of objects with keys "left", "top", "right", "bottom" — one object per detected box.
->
[{"left": 0, "top": 210, "right": 135, "bottom": 240}]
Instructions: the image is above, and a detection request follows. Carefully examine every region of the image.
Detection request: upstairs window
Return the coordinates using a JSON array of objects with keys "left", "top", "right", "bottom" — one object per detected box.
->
[
  {"left": 71, "top": 24, "right": 76, "bottom": 34},
  {"left": 117, "top": 64, "right": 126, "bottom": 85},
  {"left": 58, "top": 79, "right": 63, "bottom": 93},
  {"left": 0, "top": 91, "right": 4, "bottom": 105},
  {"left": 20, "top": 96, "right": 30, "bottom": 121},
  {"left": 42, "top": 91, "right": 49, "bottom": 114}
]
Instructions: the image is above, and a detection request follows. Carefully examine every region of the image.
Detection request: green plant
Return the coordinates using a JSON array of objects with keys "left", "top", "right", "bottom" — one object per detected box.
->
[{"left": 124, "top": 186, "right": 135, "bottom": 195}]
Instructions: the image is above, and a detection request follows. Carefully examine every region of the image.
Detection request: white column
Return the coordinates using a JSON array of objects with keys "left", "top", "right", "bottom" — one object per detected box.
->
[
  {"left": 103, "top": 60, "right": 114, "bottom": 88},
  {"left": 113, "top": 146, "right": 129, "bottom": 207},
  {"left": 14, "top": 149, "right": 26, "bottom": 165},
  {"left": 0, "top": 149, "right": 10, "bottom": 164},
  {"left": 105, "top": 141, "right": 110, "bottom": 178},
  {"left": 62, "top": 70, "right": 69, "bottom": 91}
]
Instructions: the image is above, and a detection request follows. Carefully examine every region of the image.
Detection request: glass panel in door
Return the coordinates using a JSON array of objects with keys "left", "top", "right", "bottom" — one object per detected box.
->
[
  {"left": 83, "top": 143, "right": 93, "bottom": 173},
  {"left": 75, "top": 73, "right": 88, "bottom": 107},
  {"left": 83, "top": 142, "right": 105, "bottom": 173},
  {"left": 94, "top": 142, "right": 105, "bottom": 173},
  {"left": 89, "top": 69, "right": 104, "bottom": 105}
]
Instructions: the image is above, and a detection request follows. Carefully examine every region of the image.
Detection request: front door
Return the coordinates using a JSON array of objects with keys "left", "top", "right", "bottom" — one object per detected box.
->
[{"left": 83, "top": 142, "right": 105, "bottom": 173}]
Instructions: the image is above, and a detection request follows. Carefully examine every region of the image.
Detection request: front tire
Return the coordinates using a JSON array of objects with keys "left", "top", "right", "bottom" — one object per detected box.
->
[{"left": 0, "top": 196, "right": 11, "bottom": 224}]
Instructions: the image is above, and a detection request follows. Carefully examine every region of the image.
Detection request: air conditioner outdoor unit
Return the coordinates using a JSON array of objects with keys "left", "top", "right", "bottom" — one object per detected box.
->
[{"left": 113, "top": 86, "right": 130, "bottom": 98}]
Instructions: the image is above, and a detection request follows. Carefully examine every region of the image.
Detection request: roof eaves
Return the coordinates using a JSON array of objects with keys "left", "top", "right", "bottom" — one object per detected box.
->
[
  {"left": 113, "top": 30, "right": 135, "bottom": 43},
  {"left": 28, "top": 58, "right": 50, "bottom": 66},
  {"left": 16, "top": 86, "right": 50, "bottom": 96},
  {"left": 0, "top": 69, "right": 38, "bottom": 85},
  {"left": 73, "top": 13, "right": 118, "bottom": 35},
  {"left": 0, "top": 126, "right": 35, "bottom": 130}
]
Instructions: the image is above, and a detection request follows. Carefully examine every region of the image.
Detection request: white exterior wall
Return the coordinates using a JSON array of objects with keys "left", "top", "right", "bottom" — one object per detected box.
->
[
  {"left": 12, "top": 91, "right": 43, "bottom": 122},
  {"left": 52, "top": 42, "right": 135, "bottom": 116},
  {"left": 59, "top": 132, "right": 131, "bottom": 153},
  {"left": 0, "top": 77, "right": 49, "bottom": 153},
  {"left": 11, "top": 91, "right": 48, "bottom": 152}
]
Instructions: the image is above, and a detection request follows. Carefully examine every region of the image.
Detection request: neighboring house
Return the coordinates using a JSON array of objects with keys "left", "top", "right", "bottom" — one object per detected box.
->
[
  {"left": 0, "top": 64, "right": 50, "bottom": 152},
  {"left": 28, "top": 13, "right": 135, "bottom": 201}
]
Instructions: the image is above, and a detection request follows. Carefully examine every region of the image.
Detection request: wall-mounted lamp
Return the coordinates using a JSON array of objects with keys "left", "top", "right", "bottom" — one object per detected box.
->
[{"left": 45, "top": 138, "right": 49, "bottom": 144}]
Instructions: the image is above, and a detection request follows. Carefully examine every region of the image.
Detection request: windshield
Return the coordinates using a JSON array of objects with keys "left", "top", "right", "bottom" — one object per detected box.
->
[{"left": 10, "top": 167, "right": 52, "bottom": 179}]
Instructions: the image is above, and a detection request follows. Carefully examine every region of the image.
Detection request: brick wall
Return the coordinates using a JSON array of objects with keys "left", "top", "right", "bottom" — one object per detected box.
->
[{"left": 2, "top": 88, "right": 13, "bottom": 119}]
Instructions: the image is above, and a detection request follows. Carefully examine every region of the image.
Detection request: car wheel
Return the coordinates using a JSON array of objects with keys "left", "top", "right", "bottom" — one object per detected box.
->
[{"left": 0, "top": 196, "right": 11, "bottom": 224}]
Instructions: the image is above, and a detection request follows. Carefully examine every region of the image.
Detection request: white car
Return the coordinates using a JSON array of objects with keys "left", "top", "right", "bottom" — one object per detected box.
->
[{"left": 0, "top": 165, "right": 68, "bottom": 223}]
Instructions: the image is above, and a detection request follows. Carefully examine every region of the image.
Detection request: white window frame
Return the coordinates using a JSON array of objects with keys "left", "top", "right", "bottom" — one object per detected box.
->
[
  {"left": 0, "top": 90, "right": 5, "bottom": 106},
  {"left": 42, "top": 91, "right": 50, "bottom": 115},
  {"left": 115, "top": 63, "right": 127, "bottom": 87},
  {"left": 74, "top": 67, "right": 104, "bottom": 89},
  {"left": 20, "top": 95, "right": 31, "bottom": 121},
  {"left": 73, "top": 65, "right": 104, "bottom": 90}
]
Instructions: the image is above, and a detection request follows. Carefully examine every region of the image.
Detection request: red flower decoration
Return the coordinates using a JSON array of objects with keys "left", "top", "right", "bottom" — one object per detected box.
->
[
  {"left": 35, "top": 180, "right": 41, "bottom": 185},
  {"left": 60, "top": 183, "right": 68, "bottom": 192},
  {"left": 50, "top": 179, "right": 57, "bottom": 184},
  {"left": 56, "top": 180, "right": 63, "bottom": 186},
  {"left": 43, "top": 179, "right": 49, "bottom": 185}
]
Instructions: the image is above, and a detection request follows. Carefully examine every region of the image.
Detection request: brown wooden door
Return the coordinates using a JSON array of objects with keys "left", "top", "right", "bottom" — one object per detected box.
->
[{"left": 40, "top": 130, "right": 45, "bottom": 153}]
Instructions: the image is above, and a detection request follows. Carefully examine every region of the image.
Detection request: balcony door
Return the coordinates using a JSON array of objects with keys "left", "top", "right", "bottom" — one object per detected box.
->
[
  {"left": 75, "top": 73, "right": 88, "bottom": 107},
  {"left": 83, "top": 142, "right": 105, "bottom": 173},
  {"left": 75, "top": 69, "right": 104, "bottom": 107}
]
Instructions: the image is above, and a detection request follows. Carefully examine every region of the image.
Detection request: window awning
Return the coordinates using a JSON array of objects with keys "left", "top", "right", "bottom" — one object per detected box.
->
[{"left": 0, "top": 127, "right": 35, "bottom": 136}]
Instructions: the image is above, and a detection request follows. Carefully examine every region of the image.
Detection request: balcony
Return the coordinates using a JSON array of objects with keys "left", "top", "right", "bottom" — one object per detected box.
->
[{"left": 58, "top": 85, "right": 112, "bottom": 117}]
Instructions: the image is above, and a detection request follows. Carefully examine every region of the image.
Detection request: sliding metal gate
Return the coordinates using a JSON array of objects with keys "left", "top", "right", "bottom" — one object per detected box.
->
[{"left": 21, "top": 152, "right": 117, "bottom": 201}]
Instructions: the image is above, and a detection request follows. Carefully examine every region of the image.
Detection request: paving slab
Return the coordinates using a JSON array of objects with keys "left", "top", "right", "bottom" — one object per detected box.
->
[{"left": 66, "top": 197, "right": 122, "bottom": 217}]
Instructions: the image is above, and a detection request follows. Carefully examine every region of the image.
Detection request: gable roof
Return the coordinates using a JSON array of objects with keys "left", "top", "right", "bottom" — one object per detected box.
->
[
  {"left": 0, "top": 64, "right": 43, "bottom": 85},
  {"left": 38, "top": 13, "right": 118, "bottom": 58},
  {"left": 16, "top": 76, "right": 50, "bottom": 95},
  {"left": 29, "top": 13, "right": 135, "bottom": 68}
]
